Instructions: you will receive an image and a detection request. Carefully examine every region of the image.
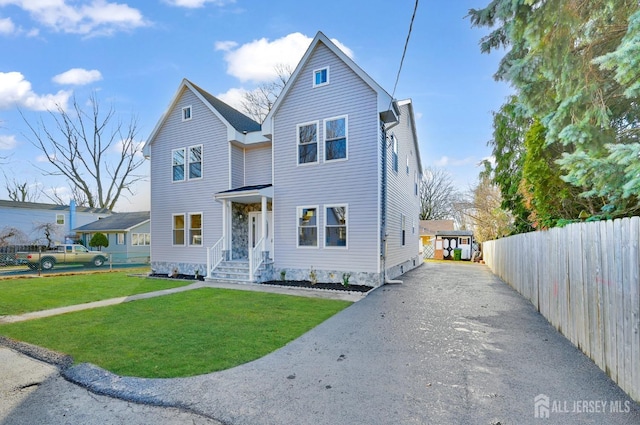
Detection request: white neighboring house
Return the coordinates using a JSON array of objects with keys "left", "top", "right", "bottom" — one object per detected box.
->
[
  {"left": 0, "top": 199, "right": 111, "bottom": 246},
  {"left": 143, "top": 31, "right": 423, "bottom": 287}
]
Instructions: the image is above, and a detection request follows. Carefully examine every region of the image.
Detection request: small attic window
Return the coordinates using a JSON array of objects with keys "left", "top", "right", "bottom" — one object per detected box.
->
[
  {"left": 313, "top": 67, "right": 329, "bottom": 87},
  {"left": 182, "top": 106, "right": 192, "bottom": 121}
]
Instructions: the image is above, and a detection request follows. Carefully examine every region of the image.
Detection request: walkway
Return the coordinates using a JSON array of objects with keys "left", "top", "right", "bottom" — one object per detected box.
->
[{"left": 2, "top": 262, "right": 640, "bottom": 424}]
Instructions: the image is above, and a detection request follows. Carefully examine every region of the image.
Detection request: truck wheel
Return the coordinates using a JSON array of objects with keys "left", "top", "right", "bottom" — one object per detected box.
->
[
  {"left": 41, "top": 258, "right": 55, "bottom": 270},
  {"left": 92, "top": 256, "right": 106, "bottom": 267}
]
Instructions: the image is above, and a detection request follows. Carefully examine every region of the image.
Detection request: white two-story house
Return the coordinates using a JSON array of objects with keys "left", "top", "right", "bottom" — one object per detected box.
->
[{"left": 143, "top": 31, "right": 422, "bottom": 287}]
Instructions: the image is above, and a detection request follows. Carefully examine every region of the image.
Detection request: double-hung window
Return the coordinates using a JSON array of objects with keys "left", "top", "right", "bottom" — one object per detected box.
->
[
  {"left": 401, "top": 214, "right": 406, "bottom": 246},
  {"left": 325, "top": 205, "right": 347, "bottom": 248},
  {"left": 392, "top": 135, "right": 398, "bottom": 173},
  {"left": 56, "top": 214, "right": 65, "bottom": 225},
  {"left": 297, "top": 206, "right": 318, "bottom": 247},
  {"left": 297, "top": 122, "right": 318, "bottom": 165},
  {"left": 189, "top": 145, "right": 202, "bottom": 179},
  {"left": 325, "top": 116, "right": 347, "bottom": 161},
  {"left": 116, "top": 233, "right": 125, "bottom": 245},
  {"left": 189, "top": 213, "right": 202, "bottom": 246},
  {"left": 173, "top": 214, "right": 185, "bottom": 245},
  {"left": 172, "top": 148, "right": 186, "bottom": 182}
]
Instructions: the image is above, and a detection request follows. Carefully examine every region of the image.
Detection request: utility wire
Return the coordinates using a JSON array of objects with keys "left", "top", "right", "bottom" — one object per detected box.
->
[{"left": 391, "top": 0, "right": 419, "bottom": 101}]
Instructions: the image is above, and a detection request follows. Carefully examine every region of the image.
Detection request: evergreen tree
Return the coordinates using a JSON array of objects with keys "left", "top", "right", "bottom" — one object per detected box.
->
[{"left": 89, "top": 232, "right": 109, "bottom": 250}]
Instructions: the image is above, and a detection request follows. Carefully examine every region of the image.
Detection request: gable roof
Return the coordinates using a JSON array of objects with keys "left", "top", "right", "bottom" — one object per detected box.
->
[
  {"left": 143, "top": 79, "right": 261, "bottom": 157},
  {"left": 420, "top": 220, "right": 455, "bottom": 236},
  {"left": 74, "top": 211, "right": 150, "bottom": 232},
  {"left": 262, "top": 31, "right": 399, "bottom": 136},
  {"left": 0, "top": 199, "right": 111, "bottom": 214},
  {"left": 397, "top": 99, "right": 423, "bottom": 173}
]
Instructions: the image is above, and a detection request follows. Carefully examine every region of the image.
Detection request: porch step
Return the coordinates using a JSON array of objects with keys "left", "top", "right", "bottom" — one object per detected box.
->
[{"left": 207, "top": 260, "right": 258, "bottom": 283}]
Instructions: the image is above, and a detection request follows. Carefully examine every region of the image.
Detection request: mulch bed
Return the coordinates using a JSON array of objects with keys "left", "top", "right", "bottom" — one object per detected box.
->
[
  {"left": 262, "top": 280, "right": 373, "bottom": 293},
  {"left": 149, "top": 273, "right": 205, "bottom": 281}
]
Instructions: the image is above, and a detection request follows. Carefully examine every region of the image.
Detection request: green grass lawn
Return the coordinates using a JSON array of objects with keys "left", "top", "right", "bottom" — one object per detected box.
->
[
  {"left": 0, "top": 288, "right": 351, "bottom": 378},
  {"left": 0, "top": 271, "right": 191, "bottom": 315}
]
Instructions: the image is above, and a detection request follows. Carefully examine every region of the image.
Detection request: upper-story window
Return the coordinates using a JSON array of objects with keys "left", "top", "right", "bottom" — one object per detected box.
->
[
  {"left": 172, "top": 148, "right": 185, "bottom": 182},
  {"left": 56, "top": 214, "right": 65, "bottom": 225},
  {"left": 189, "top": 145, "right": 202, "bottom": 179},
  {"left": 182, "top": 106, "right": 192, "bottom": 121},
  {"left": 414, "top": 171, "right": 419, "bottom": 196},
  {"left": 325, "top": 116, "right": 347, "bottom": 161},
  {"left": 406, "top": 154, "right": 410, "bottom": 174},
  {"left": 391, "top": 135, "right": 399, "bottom": 173},
  {"left": 313, "top": 67, "right": 329, "bottom": 87},
  {"left": 297, "top": 121, "right": 318, "bottom": 165}
]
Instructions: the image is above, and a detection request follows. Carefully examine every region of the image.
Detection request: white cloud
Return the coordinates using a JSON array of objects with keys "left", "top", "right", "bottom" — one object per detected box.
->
[
  {"left": 164, "top": 0, "right": 234, "bottom": 8},
  {"left": 0, "top": 134, "right": 17, "bottom": 150},
  {"left": 216, "top": 32, "right": 353, "bottom": 84},
  {"left": 53, "top": 68, "right": 102, "bottom": 85},
  {"left": 216, "top": 87, "right": 247, "bottom": 111},
  {"left": 0, "top": 16, "right": 15, "bottom": 34},
  {"left": 0, "top": 71, "right": 71, "bottom": 111},
  {"left": 0, "top": 0, "right": 148, "bottom": 36},
  {"left": 434, "top": 156, "right": 477, "bottom": 167}
]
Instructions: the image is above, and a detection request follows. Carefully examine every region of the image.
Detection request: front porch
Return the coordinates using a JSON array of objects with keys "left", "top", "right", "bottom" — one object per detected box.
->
[{"left": 207, "top": 184, "right": 273, "bottom": 283}]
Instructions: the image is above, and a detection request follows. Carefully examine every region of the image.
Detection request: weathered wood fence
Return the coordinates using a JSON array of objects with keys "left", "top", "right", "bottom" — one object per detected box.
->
[{"left": 483, "top": 217, "right": 640, "bottom": 403}]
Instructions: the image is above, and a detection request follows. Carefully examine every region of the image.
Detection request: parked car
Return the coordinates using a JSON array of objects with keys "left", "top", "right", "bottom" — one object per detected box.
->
[{"left": 15, "top": 244, "right": 108, "bottom": 270}]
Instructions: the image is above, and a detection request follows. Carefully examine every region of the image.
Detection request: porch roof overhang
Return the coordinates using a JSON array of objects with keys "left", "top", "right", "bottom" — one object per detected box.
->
[{"left": 214, "top": 184, "right": 273, "bottom": 204}]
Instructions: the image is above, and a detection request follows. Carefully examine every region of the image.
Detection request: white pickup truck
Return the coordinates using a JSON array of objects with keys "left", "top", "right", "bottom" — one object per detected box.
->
[{"left": 16, "top": 244, "right": 108, "bottom": 270}]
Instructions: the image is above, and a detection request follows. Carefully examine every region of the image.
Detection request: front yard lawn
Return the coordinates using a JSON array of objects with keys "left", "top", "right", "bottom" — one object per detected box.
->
[
  {"left": 0, "top": 288, "right": 351, "bottom": 378},
  {"left": 0, "top": 270, "right": 190, "bottom": 316}
]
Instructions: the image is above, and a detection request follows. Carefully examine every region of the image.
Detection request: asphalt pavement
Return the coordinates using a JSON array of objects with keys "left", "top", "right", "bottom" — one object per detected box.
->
[{"left": 2, "top": 261, "right": 639, "bottom": 424}]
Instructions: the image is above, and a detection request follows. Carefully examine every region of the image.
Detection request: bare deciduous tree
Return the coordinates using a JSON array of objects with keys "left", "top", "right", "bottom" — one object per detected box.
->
[
  {"left": 458, "top": 175, "right": 513, "bottom": 242},
  {"left": 420, "top": 167, "right": 460, "bottom": 220},
  {"left": 0, "top": 226, "right": 29, "bottom": 247},
  {"left": 3, "top": 172, "right": 41, "bottom": 203},
  {"left": 20, "top": 93, "right": 145, "bottom": 210},
  {"left": 241, "top": 64, "right": 293, "bottom": 123}
]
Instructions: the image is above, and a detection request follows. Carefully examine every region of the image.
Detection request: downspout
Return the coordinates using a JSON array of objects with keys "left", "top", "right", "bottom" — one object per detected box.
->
[{"left": 69, "top": 200, "right": 76, "bottom": 242}]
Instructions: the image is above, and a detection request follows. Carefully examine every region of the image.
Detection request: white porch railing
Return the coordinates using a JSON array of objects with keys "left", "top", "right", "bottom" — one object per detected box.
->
[
  {"left": 249, "top": 236, "right": 265, "bottom": 282},
  {"left": 207, "top": 236, "right": 225, "bottom": 276}
]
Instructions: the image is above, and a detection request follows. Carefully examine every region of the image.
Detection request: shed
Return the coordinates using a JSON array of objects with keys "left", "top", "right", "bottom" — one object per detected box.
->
[{"left": 434, "top": 230, "right": 474, "bottom": 261}]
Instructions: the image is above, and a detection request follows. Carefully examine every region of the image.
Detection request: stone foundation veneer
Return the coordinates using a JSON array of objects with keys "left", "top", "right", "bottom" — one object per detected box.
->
[{"left": 151, "top": 261, "right": 207, "bottom": 277}]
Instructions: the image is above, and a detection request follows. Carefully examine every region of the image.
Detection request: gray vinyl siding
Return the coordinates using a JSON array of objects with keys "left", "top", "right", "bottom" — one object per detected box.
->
[
  {"left": 148, "top": 87, "right": 227, "bottom": 266},
  {"left": 384, "top": 102, "right": 421, "bottom": 269},
  {"left": 272, "top": 41, "right": 380, "bottom": 275},
  {"left": 244, "top": 146, "right": 272, "bottom": 186},
  {"left": 231, "top": 145, "right": 244, "bottom": 188}
]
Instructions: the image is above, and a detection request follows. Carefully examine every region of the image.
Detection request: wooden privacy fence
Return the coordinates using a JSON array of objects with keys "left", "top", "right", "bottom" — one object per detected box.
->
[{"left": 483, "top": 217, "right": 640, "bottom": 403}]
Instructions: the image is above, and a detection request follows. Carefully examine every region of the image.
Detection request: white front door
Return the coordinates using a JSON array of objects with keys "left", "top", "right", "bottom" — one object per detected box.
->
[{"left": 248, "top": 212, "right": 274, "bottom": 259}]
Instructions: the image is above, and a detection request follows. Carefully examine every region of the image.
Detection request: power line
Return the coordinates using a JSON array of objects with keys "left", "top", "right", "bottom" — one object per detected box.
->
[{"left": 391, "top": 0, "right": 419, "bottom": 101}]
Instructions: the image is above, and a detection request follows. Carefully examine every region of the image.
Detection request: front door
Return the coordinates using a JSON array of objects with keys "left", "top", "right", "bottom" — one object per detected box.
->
[{"left": 248, "top": 212, "right": 274, "bottom": 259}]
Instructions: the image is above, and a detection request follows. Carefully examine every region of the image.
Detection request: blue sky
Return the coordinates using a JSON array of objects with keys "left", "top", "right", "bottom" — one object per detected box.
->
[{"left": 0, "top": 0, "right": 511, "bottom": 212}]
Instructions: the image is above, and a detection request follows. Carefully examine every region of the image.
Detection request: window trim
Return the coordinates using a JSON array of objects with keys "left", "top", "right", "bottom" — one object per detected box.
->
[
  {"left": 188, "top": 144, "right": 203, "bottom": 180},
  {"left": 296, "top": 205, "right": 319, "bottom": 248},
  {"left": 182, "top": 105, "right": 192, "bottom": 121},
  {"left": 313, "top": 66, "right": 329, "bottom": 87},
  {"left": 406, "top": 154, "right": 410, "bottom": 174},
  {"left": 116, "top": 233, "right": 125, "bottom": 245},
  {"left": 172, "top": 213, "right": 186, "bottom": 246},
  {"left": 172, "top": 147, "right": 186, "bottom": 182},
  {"left": 391, "top": 135, "right": 399, "bottom": 173},
  {"left": 131, "top": 233, "right": 151, "bottom": 246},
  {"left": 296, "top": 121, "right": 319, "bottom": 166},
  {"left": 188, "top": 212, "right": 203, "bottom": 246},
  {"left": 324, "top": 204, "right": 348, "bottom": 249},
  {"left": 324, "top": 115, "right": 348, "bottom": 162},
  {"left": 401, "top": 214, "right": 406, "bottom": 246},
  {"left": 56, "top": 214, "right": 65, "bottom": 225}
]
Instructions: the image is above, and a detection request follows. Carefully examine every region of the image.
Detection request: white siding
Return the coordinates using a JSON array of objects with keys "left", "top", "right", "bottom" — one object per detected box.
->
[
  {"left": 245, "top": 146, "right": 272, "bottom": 186},
  {"left": 272, "top": 41, "right": 380, "bottom": 274},
  {"left": 230, "top": 145, "right": 244, "bottom": 188},
  {"left": 148, "top": 87, "right": 228, "bottom": 266},
  {"left": 385, "top": 102, "right": 421, "bottom": 269}
]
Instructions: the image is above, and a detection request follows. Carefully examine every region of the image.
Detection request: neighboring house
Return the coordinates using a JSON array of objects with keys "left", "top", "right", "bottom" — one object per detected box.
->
[
  {"left": 143, "top": 31, "right": 423, "bottom": 287},
  {"left": 74, "top": 211, "right": 150, "bottom": 263},
  {"left": 434, "top": 230, "right": 474, "bottom": 261},
  {"left": 0, "top": 199, "right": 111, "bottom": 246},
  {"left": 419, "top": 219, "right": 455, "bottom": 255}
]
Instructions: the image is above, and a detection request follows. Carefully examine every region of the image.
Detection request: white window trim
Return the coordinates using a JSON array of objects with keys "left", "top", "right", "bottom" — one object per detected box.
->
[
  {"left": 324, "top": 204, "right": 348, "bottom": 249},
  {"left": 406, "top": 154, "right": 410, "bottom": 174},
  {"left": 131, "top": 233, "right": 151, "bottom": 246},
  {"left": 313, "top": 66, "right": 330, "bottom": 88},
  {"left": 188, "top": 212, "right": 203, "bottom": 246},
  {"left": 172, "top": 213, "right": 186, "bottom": 246},
  {"left": 172, "top": 147, "right": 186, "bottom": 183},
  {"left": 116, "top": 233, "right": 125, "bottom": 245},
  {"left": 296, "top": 205, "right": 319, "bottom": 248},
  {"left": 324, "top": 115, "right": 348, "bottom": 163},
  {"left": 188, "top": 144, "right": 203, "bottom": 181},
  {"left": 56, "top": 214, "right": 65, "bottom": 225},
  {"left": 182, "top": 105, "right": 192, "bottom": 121},
  {"left": 391, "top": 135, "right": 399, "bottom": 173},
  {"left": 296, "top": 121, "right": 319, "bottom": 166},
  {"left": 401, "top": 214, "right": 406, "bottom": 246}
]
